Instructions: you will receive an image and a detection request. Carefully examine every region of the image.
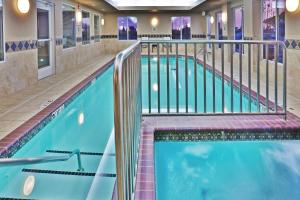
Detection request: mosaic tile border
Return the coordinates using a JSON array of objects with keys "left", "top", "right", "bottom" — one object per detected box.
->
[
  {"left": 55, "top": 38, "right": 63, "bottom": 46},
  {"left": 285, "top": 39, "right": 300, "bottom": 49},
  {"left": 154, "top": 129, "right": 300, "bottom": 142},
  {"left": 5, "top": 40, "right": 38, "bottom": 53},
  {"left": 0, "top": 58, "right": 115, "bottom": 158}
]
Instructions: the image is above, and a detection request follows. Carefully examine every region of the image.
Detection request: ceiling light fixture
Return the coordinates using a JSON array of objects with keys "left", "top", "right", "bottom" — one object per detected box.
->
[
  {"left": 17, "top": 0, "right": 30, "bottom": 14},
  {"left": 286, "top": 0, "right": 300, "bottom": 12}
]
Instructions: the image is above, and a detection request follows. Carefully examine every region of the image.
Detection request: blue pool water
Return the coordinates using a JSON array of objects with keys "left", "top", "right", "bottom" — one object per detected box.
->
[
  {"left": 141, "top": 56, "right": 263, "bottom": 113},
  {"left": 155, "top": 141, "right": 300, "bottom": 200},
  {"left": 0, "top": 66, "right": 115, "bottom": 199}
]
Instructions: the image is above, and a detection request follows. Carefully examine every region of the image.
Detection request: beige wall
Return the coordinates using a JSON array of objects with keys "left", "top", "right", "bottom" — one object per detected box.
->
[
  {"left": 103, "top": 12, "right": 206, "bottom": 35},
  {"left": 0, "top": 0, "right": 114, "bottom": 97}
]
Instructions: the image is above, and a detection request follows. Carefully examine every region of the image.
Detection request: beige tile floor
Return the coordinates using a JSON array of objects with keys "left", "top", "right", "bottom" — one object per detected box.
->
[{"left": 0, "top": 54, "right": 115, "bottom": 140}]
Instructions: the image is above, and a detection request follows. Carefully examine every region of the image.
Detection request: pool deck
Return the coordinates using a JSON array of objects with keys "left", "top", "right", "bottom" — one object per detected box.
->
[
  {"left": 135, "top": 113, "right": 300, "bottom": 200},
  {"left": 0, "top": 54, "right": 115, "bottom": 155}
]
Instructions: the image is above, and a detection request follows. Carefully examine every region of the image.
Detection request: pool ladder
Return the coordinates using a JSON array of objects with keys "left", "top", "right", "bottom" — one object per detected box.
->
[{"left": 0, "top": 149, "right": 84, "bottom": 171}]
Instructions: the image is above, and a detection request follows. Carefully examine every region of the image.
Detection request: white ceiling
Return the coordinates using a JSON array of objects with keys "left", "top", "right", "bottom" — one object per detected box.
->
[{"left": 104, "top": 0, "right": 207, "bottom": 10}]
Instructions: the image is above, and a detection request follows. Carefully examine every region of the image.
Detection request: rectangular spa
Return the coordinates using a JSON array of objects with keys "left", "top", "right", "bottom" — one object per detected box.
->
[{"left": 155, "top": 140, "right": 300, "bottom": 200}]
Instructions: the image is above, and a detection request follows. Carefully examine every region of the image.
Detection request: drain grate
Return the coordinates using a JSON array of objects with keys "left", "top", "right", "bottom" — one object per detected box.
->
[{"left": 22, "top": 169, "right": 116, "bottom": 177}]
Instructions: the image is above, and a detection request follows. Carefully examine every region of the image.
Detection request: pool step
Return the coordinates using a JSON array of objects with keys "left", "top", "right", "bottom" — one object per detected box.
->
[
  {"left": 46, "top": 150, "right": 115, "bottom": 156},
  {"left": 22, "top": 168, "right": 116, "bottom": 177}
]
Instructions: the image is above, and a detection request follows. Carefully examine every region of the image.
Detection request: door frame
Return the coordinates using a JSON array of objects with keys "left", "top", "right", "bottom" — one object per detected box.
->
[{"left": 37, "top": 1, "right": 54, "bottom": 80}]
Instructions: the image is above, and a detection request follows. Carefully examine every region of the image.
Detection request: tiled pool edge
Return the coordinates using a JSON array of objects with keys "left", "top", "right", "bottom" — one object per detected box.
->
[{"left": 0, "top": 57, "right": 115, "bottom": 158}]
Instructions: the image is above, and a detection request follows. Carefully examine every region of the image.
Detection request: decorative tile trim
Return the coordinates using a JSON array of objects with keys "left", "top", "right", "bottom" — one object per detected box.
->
[
  {"left": 55, "top": 38, "right": 63, "bottom": 46},
  {"left": 244, "top": 37, "right": 253, "bottom": 40},
  {"left": 76, "top": 37, "right": 82, "bottom": 43},
  {"left": 5, "top": 40, "right": 38, "bottom": 53},
  {"left": 0, "top": 58, "right": 115, "bottom": 158},
  {"left": 192, "top": 34, "right": 206, "bottom": 39},
  {"left": 138, "top": 34, "right": 171, "bottom": 38},
  {"left": 101, "top": 35, "right": 118, "bottom": 39},
  {"left": 155, "top": 129, "right": 300, "bottom": 142},
  {"left": 285, "top": 39, "right": 300, "bottom": 49}
]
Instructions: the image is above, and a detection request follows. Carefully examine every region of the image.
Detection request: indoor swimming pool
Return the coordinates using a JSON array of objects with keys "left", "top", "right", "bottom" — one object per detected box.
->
[
  {"left": 0, "top": 66, "right": 116, "bottom": 199},
  {"left": 141, "top": 56, "right": 264, "bottom": 113},
  {"left": 0, "top": 55, "right": 271, "bottom": 199},
  {"left": 155, "top": 140, "right": 300, "bottom": 200}
]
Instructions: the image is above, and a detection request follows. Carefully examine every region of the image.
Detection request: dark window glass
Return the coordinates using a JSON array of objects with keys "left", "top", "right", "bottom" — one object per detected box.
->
[
  {"left": 234, "top": 7, "right": 243, "bottom": 52},
  {"left": 262, "top": 0, "right": 285, "bottom": 62},
  {"left": 0, "top": 2, "right": 4, "bottom": 61},
  {"left": 62, "top": 4, "right": 76, "bottom": 48},
  {"left": 118, "top": 16, "right": 137, "bottom": 40},
  {"left": 82, "top": 11, "right": 90, "bottom": 44},
  {"left": 171, "top": 17, "right": 191, "bottom": 40},
  {"left": 94, "top": 15, "right": 100, "bottom": 42}
]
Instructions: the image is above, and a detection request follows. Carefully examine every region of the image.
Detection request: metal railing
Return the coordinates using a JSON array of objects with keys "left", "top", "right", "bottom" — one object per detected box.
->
[
  {"left": 113, "top": 39, "right": 287, "bottom": 200},
  {"left": 114, "top": 41, "right": 142, "bottom": 200},
  {"left": 140, "top": 40, "right": 287, "bottom": 118},
  {"left": 0, "top": 149, "right": 84, "bottom": 171}
]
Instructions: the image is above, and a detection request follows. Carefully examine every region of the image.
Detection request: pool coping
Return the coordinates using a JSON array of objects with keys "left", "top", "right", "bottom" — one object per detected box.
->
[{"left": 0, "top": 57, "right": 115, "bottom": 158}]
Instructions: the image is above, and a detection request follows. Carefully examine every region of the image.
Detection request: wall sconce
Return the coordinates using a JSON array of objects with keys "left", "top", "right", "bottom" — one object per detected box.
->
[
  {"left": 101, "top": 18, "right": 105, "bottom": 26},
  {"left": 222, "top": 12, "right": 227, "bottom": 23},
  {"left": 151, "top": 17, "right": 158, "bottom": 27},
  {"left": 17, "top": 0, "right": 30, "bottom": 14},
  {"left": 151, "top": 17, "right": 158, "bottom": 31},
  {"left": 210, "top": 16, "right": 214, "bottom": 24},
  {"left": 286, "top": 0, "right": 300, "bottom": 12}
]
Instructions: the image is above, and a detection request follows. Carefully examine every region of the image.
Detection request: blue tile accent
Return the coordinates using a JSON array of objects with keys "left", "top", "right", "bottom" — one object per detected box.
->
[{"left": 6, "top": 40, "right": 38, "bottom": 53}]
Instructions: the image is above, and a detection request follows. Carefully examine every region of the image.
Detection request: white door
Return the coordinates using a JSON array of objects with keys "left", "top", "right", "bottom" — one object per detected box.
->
[{"left": 37, "top": 3, "right": 53, "bottom": 80}]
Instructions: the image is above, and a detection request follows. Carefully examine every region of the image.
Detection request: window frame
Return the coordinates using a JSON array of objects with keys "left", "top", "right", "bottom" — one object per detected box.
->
[
  {"left": 261, "top": 0, "right": 285, "bottom": 63},
  {"left": 0, "top": 0, "right": 5, "bottom": 62},
  {"left": 117, "top": 16, "right": 138, "bottom": 41},
  {"left": 233, "top": 6, "right": 244, "bottom": 53},
  {"left": 62, "top": 3, "right": 76, "bottom": 49},
  {"left": 94, "top": 14, "right": 100, "bottom": 42},
  {"left": 81, "top": 10, "right": 91, "bottom": 45},
  {"left": 171, "top": 16, "right": 192, "bottom": 40}
]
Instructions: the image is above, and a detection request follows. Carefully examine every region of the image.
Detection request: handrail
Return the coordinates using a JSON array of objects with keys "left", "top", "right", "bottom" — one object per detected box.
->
[
  {"left": 140, "top": 39, "right": 287, "bottom": 119},
  {"left": 0, "top": 149, "right": 84, "bottom": 171},
  {"left": 141, "top": 39, "right": 286, "bottom": 46},
  {"left": 114, "top": 40, "right": 142, "bottom": 200}
]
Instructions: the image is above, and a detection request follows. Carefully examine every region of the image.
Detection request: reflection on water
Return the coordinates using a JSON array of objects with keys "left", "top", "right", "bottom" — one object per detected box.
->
[{"left": 155, "top": 141, "right": 300, "bottom": 200}]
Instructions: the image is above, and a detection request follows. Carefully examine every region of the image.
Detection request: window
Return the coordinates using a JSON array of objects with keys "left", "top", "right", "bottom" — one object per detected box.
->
[
  {"left": 171, "top": 17, "right": 191, "bottom": 40},
  {"left": 0, "top": 1, "right": 3, "bottom": 61},
  {"left": 94, "top": 15, "right": 100, "bottom": 42},
  {"left": 233, "top": 7, "right": 243, "bottom": 52},
  {"left": 118, "top": 16, "right": 138, "bottom": 40},
  {"left": 216, "top": 12, "right": 223, "bottom": 48},
  {"left": 62, "top": 4, "right": 76, "bottom": 49},
  {"left": 262, "top": 0, "right": 285, "bottom": 62},
  {"left": 82, "top": 11, "right": 90, "bottom": 44}
]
